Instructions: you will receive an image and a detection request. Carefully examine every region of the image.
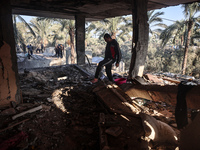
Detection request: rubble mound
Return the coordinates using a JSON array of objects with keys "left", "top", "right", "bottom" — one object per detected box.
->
[{"left": 0, "top": 65, "right": 102, "bottom": 150}]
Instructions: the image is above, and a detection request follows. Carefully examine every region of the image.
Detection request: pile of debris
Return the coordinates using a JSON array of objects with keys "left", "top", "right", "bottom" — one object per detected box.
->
[
  {"left": 143, "top": 73, "right": 200, "bottom": 85},
  {"left": 0, "top": 65, "right": 199, "bottom": 149},
  {"left": 0, "top": 65, "right": 102, "bottom": 150}
]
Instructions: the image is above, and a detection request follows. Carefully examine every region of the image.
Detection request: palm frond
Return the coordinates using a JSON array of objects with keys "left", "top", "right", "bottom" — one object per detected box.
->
[{"left": 17, "top": 15, "right": 36, "bottom": 38}]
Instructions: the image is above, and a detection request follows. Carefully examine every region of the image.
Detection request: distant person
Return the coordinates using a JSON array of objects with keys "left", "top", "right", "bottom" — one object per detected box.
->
[
  {"left": 27, "top": 44, "right": 33, "bottom": 55},
  {"left": 54, "top": 45, "right": 59, "bottom": 57},
  {"left": 36, "top": 44, "right": 41, "bottom": 53},
  {"left": 16, "top": 45, "right": 20, "bottom": 52},
  {"left": 91, "top": 33, "right": 121, "bottom": 83},
  {"left": 29, "top": 44, "right": 33, "bottom": 55},
  {"left": 58, "top": 44, "right": 64, "bottom": 58},
  {"left": 27, "top": 44, "right": 30, "bottom": 53},
  {"left": 41, "top": 43, "right": 44, "bottom": 53}
]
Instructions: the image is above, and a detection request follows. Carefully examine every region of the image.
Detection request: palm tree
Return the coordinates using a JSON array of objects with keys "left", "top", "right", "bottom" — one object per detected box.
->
[
  {"left": 160, "top": 2, "right": 200, "bottom": 75},
  {"left": 58, "top": 19, "right": 75, "bottom": 64},
  {"left": 181, "top": 3, "right": 200, "bottom": 75},
  {"left": 160, "top": 20, "right": 186, "bottom": 47},
  {"left": 36, "top": 17, "right": 76, "bottom": 63},
  {"left": 29, "top": 18, "right": 59, "bottom": 47},
  {"left": 106, "top": 17, "right": 124, "bottom": 39},
  {"left": 148, "top": 10, "right": 165, "bottom": 34},
  {"left": 87, "top": 16, "right": 132, "bottom": 42},
  {"left": 191, "top": 18, "right": 200, "bottom": 44},
  {"left": 118, "top": 16, "right": 132, "bottom": 42},
  {"left": 13, "top": 15, "right": 36, "bottom": 53}
]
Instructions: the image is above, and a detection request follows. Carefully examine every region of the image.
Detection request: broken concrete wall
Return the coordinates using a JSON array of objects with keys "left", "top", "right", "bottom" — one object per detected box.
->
[
  {"left": 0, "top": 42, "right": 21, "bottom": 107},
  {"left": 120, "top": 84, "right": 200, "bottom": 109},
  {"left": 0, "top": 0, "right": 21, "bottom": 107}
]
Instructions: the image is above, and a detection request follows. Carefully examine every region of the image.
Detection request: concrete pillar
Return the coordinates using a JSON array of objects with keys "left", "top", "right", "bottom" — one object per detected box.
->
[
  {"left": 0, "top": 0, "right": 21, "bottom": 108},
  {"left": 75, "top": 14, "right": 85, "bottom": 65},
  {"left": 128, "top": 0, "right": 149, "bottom": 79}
]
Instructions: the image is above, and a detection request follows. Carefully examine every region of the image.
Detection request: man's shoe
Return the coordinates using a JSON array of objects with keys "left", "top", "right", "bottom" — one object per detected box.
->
[{"left": 91, "top": 78, "right": 98, "bottom": 83}]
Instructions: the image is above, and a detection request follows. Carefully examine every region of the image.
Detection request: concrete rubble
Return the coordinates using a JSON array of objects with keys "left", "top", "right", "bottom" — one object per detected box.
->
[
  {"left": 0, "top": 65, "right": 199, "bottom": 149},
  {"left": 17, "top": 47, "right": 68, "bottom": 69}
]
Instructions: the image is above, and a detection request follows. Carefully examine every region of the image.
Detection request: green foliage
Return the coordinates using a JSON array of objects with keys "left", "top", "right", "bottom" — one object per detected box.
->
[
  {"left": 160, "top": 20, "right": 187, "bottom": 48},
  {"left": 148, "top": 10, "right": 166, "bottom": 34},
  {"left": 29, "top": 18, "right": 61, "bottom": 46},
  {"left": 146, "top": 33, "right": 200, "bottom": 78},
  {"left": 120, "top": 41, "right": 132, "bottom": 70},
  {"left": 13, "top": 15, "right": 34, "bottom": 52},
  {"left": 13, "top": 5, "right": 200, "bottom": 78},
  {"left": 159, "top": 2, "right": 200, "bottom": 75},
  {"left": 145, "top": 41, "right": 183, "bottom": 74},
  {"left": 86, "top": 15, "right": 132, "bottom": 69},
  {"left": 186, "top": 47, "right": 200, "bottom": 78},
  {"left": 86, "top": 16, "right": 132, "bottom": 42}
]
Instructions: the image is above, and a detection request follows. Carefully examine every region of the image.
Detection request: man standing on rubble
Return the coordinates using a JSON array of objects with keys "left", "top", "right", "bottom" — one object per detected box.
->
[{"left": 91, "top": 33, "right": 121, "bottom": 83}]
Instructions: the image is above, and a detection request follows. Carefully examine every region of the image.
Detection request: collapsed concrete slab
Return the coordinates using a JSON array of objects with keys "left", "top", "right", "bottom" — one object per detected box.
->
[
  {"left": 93, "top": 80, "right": 179, "bottom": 149},
  {"left": 120, "top": 83, "right": 200, "bottom": 109}
]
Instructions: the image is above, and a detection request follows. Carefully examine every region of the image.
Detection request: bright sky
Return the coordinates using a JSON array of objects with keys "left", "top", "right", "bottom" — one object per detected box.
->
[
  {"left": 155, "top": 5, "right": 184, "bottom": 26},
  {"left": 20, "top": 15, "right": 35, "bottom": 22}
]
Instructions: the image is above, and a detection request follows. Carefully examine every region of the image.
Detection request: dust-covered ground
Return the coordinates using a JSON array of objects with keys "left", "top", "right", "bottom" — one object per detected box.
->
[
  {"left": 0, "top": 65, "right": 104, "bottom": 150},
  {"left": 1, "top": 64, "right": 197, "bottom": 150}
]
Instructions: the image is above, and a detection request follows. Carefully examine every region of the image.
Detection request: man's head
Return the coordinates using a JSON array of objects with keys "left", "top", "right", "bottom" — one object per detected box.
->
[{"left": 104, "top": 33, "right": 112, "bottom": 42}]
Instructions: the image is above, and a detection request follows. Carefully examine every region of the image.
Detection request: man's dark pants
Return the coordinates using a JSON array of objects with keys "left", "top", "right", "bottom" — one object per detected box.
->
[{"left": 95, "top": 58, "right": 115, "bottom": 81}]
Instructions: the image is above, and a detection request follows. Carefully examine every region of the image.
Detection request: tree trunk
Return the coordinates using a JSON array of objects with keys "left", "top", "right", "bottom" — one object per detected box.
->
[
  {"left": 69, "top": 28, "right": 75, "bottom": 64},
  {"left": 181, "top": 35, "right": 184, "bottom": 47},
  {"left": 182, "top": 20, "right": 193, "bottom": 75}
]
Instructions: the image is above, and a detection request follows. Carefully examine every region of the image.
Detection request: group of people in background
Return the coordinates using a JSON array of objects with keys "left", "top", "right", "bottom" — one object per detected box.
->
[
  {"left": 26, "top": 43, "right": 44, "bottom": 55},
  {"left": 36, "top": 43, "right": 44, "bottom": 53},
  {"left": 25, "top": 43, "right": 64, "bottom": 59}
]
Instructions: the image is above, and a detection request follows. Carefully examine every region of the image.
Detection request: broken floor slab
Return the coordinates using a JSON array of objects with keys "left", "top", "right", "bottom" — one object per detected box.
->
[
  {"left": 120, "top": 83, "right": 200, "bottom": 109},
  {"left": 98, "top": 112, "right": 145, "bottom": 150},
  {"left": 93, "top": 81, "right": 142, "bottom": 115},
  {"left": 93, "top": 80, "right": 181, "bottom": 149}
]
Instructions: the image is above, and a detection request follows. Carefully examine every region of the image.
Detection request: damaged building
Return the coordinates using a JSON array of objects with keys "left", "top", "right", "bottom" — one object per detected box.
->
[{"left": 0, "top": 0, "right": 200, "bottom": 149}]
